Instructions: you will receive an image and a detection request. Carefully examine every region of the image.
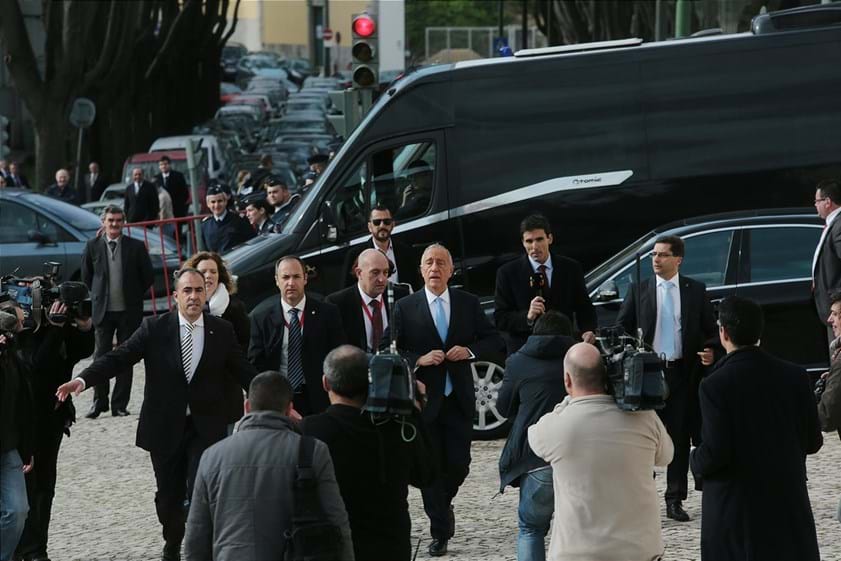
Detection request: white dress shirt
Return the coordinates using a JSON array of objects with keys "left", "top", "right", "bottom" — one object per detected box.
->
[
  {"left": 383, "top": 240, "right": 399, "bottom": 283},
  {"left": 812, "top": 207, "right": 841, "bottom": 278},
  {"left": 528, "top": 255, "right": 553, "bottom": 289},
  {"left": 652, "top": 273, "right": 682, "bottom": 360},
  {"left": 358, "top": 284, "right": 388, "bottom": 352},
  {"left": 425, "top": 287, "right": 451, "bottom": 328},
  {"left": 279, "top": 296, "right": 307, "bottom": 378}
]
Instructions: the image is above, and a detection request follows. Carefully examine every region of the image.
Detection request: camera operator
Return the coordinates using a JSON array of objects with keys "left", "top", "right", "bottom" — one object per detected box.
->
[
  {"left": 528, "top": 343, "right": 673, "bottom": 561},
  {"left": 14, "top": 301, "right": 94, "bottom": 561},
  {"left": 0, "top": 302, "right": 33, "bottom": 561},
  {"left": 820, "top": 292, "right": 841, "bottom": 523}
]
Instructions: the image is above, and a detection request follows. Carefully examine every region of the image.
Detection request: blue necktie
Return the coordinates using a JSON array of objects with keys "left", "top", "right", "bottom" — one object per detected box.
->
[
  {"left": 287, "top": 308, "right": 305, "bottom": 390},
  {"left": 660, "top": 281, "right": 676, "bottom": 359},
  {"left": 434, "top": 297, "right": 453, "bottom": 396}
]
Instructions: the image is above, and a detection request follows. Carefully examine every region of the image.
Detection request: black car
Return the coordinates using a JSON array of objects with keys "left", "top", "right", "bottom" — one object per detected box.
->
[{"left": 587, "top": 208, "right": 827, "bottom": 374}]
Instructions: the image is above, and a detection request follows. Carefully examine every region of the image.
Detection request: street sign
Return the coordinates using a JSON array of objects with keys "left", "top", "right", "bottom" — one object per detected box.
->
[
  {"left": 323, "top": 27, "right": 334, "bottom": 41},
  {"left": 69, "top": 98, "right": 96, "bottom": 129}
]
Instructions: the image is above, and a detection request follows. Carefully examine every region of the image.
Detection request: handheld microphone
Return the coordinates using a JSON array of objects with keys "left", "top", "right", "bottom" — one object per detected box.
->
[{"left": 529, "top": 272, "right": 545, "bottom": 299}]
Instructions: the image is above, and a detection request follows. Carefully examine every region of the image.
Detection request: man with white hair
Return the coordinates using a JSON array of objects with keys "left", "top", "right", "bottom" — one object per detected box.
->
[
  {"left": 45, "top": 168, "right": 78, "bottom": 204},
  {"left": 391, "top": 243, "right": 504, "bottom": 556},
  {"left": 529, "top": 342, "right": 674, "bottom": 561}
]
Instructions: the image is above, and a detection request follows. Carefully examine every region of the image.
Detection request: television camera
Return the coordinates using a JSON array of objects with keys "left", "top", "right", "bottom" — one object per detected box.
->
[{"left": 1, "top": 261, "right": 91, "bottom": 331}]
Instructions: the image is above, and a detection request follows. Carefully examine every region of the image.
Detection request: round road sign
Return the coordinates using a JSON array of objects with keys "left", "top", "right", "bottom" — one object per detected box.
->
[{"left": 69, "top": 98, "right": 96, "bottom": 129}]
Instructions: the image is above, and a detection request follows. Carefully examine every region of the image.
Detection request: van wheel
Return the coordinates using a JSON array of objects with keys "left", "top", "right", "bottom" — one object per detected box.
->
[{"left": 471, "top": 360, "right": 509, "bottom": 440}]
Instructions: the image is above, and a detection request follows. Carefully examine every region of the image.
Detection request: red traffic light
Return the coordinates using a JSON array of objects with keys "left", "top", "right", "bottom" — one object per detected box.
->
[{"left": 353, "top": 15, "right": 376, "bottom": 38}]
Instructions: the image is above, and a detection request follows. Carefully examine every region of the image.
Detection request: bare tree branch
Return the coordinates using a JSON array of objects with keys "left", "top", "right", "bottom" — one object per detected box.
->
[{"left": 0, "top": 0, "right": 45, "bottom": 109}]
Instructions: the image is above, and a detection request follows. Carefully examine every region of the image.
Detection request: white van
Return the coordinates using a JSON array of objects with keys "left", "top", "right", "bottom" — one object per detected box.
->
[{"left": 149, "top": 135, "right": 227, "bottom": 180}]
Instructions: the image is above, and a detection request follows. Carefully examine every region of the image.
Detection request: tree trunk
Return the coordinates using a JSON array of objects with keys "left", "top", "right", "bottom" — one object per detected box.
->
[{"left": 33, "top": 104, "right": 69, "bottom": 191}]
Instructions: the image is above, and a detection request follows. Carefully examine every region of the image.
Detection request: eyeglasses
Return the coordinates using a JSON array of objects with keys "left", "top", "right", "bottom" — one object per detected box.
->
[
  {"left": 371, "top": 219, "right": 393, "bottom": 226},
  {"left": 649, "top": 251, "right": 675, "bottom": 259},
  {"left": 814, "top": 197, "right": 828, "bottom": 204}
]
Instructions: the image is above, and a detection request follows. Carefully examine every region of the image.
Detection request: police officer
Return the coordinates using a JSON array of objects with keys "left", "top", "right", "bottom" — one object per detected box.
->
[{"left": 200, "top": 185, "right": 255, "bottom": 254}]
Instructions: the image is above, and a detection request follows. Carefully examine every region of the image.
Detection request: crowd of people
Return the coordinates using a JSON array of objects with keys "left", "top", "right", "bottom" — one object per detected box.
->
[{"left": 1, "top": 183, "right": 840, "bottom": 561}]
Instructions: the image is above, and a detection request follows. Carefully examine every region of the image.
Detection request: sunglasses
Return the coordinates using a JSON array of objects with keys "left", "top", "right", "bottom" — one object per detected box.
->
[{"left": 371, "top": 219, "right": 393, "bottom": 226}]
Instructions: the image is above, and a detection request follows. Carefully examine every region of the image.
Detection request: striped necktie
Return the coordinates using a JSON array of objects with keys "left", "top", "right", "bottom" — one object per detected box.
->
[
  {"left": 287, "top": 308, "right": 305, "bottom": 390},
  {"left": 181, "top": 322, "right": 195, "bottom": 382}
]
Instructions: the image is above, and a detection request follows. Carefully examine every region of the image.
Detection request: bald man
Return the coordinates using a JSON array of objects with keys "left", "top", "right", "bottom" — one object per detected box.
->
[
  {"left": 45, "top": 169, "right": 78, "bottom": 204},
  {"left": 529, "top": 343, "right": 673, "bottom": 561},
  {"left": 326, "top": 248, "right": 409, "bottom": 353}
]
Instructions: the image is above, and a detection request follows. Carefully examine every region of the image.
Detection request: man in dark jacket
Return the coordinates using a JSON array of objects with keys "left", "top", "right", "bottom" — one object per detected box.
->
[
  {"left": 124, "top": 167, "right": 159, "bottom": 224},
  {"left": 154, "top": 156, "right": 189, "bottom": 219},
  {"left": 200, "top": 186, "right": 254, "bottom": 254},
  {"left": 497, "top": 311, "right": 575, "bottom": 561},
  {"left": 44, "top": 169, "right": 78, "bottom": 204},
  {"left": 690, "top": 297, "right": 823, "bottom": 561},
  {"left": 300, "top": 345, "right": 435, "bottom": 561},
  {"left": 184, "top": 371, "right": 353, "bottom": 561},
  {"left": 15, "top": 301, "right": 94, "bottom": 561}
]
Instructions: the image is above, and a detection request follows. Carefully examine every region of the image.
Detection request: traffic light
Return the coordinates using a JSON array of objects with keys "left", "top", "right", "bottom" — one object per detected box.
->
[
  {"left": 351, "top": 13, "right": 378, "bottom": 89},
  {"left": 0, "top": 115, "right": 10, "bottom": 158}
]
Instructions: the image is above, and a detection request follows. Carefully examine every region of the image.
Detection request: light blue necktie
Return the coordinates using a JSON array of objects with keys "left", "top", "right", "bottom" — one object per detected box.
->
[
  {"left": 434, "top": 297, "right": 453, "bottom": 396},
  {"left": 660, "top": 281, "right": 676, "bottom": 359}
]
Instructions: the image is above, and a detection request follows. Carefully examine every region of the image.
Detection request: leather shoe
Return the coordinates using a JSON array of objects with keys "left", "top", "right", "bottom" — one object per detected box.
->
[
  {"left": 448, "top": 505, "right": 455, "bottom": 538},
  {"left": 112, "top": 409, "right": 130, "bottom": 417},
  {"left": 85, "top": 405, "right": 107, "bottom": 419},
  {"left": 162, "top": 542, "right": 181, "bottom": 561},
  {"left": 428, "top": 538, "right": 448, "bottom": 557},
  {"left": 666, "top": 501, "right": 690, "bottom": 522}
]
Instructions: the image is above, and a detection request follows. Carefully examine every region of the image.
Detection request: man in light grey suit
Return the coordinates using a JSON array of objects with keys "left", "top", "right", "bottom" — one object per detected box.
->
[{"left": 812, "top": 178, "right": 841, "bottom": 345}]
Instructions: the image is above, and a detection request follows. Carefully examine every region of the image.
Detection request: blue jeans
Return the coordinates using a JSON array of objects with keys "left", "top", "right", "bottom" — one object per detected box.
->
[
  {"left": 517, "top": 468, "right": 554, "bottom": 561},
  {"left": 0, "top": 450, "right": 29, "bottom": 561}
]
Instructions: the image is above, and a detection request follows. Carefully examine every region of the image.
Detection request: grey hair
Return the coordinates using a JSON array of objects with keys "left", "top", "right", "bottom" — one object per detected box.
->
[{"left": 323, "top": 344, "right": 370, "bottom": 400}]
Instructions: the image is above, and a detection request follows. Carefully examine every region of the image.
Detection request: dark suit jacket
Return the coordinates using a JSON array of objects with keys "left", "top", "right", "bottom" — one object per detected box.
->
[
  {"left": 325, "top": 284, "right": 409, "bottom": 352},
  {"left": 342, "top": 237, "right": 420, "bottom": 290},
  {"left": 248, "top": 297, "right": 346, "bottom": 413},
  {"left": 79, "top": 312, "right": 257, "bottom": 456},
  {"left": 124, "top": 180, "right": 160, "bottom": 223},
  {"left": 616, "top": 274, "right": 718, "bottom": 439},
  {"left": 86, "top": 174, "right": 108, "bottom": 202},
  {"left": 7, "top": 173, "right": 29, "bottom": 189},
  {"left": 155, "top": 170, "right": 189, "bottom": 218},
  {"left": 220, "top": 295, "right": 250, "bottom": 351},
  {"left": 690, "top": 347, "right": 822, "bottom": 561},
  {"left": 81, "top": 235, "right": 154, "bottom": 326},
  {"left": 494, "top": 253, "right": 596, "bottom": 353},
  {"left": 813, "top": 216, "right": 841, "bottom": 321},
  {"left": 391, "top": 288, "right": 505, "bottom": 423}
]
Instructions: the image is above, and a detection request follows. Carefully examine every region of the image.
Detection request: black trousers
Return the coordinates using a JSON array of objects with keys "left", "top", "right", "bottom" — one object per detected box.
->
[
  {"left": 93, "top": 311, "right": 139, "bottom": 411},
  {"left": 149, "top": 417, "right": 205, "bottom": 547},
  {"left": 15, "top": 423, "right": 63, "bottom": 559},
  {"left": 658, "top": 362, "right": 691, "bottom": 504},
  {"left": 422, "top": 394, "right": 472, "bottom": 540}
]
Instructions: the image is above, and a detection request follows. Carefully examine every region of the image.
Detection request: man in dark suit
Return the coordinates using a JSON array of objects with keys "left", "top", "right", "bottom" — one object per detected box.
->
[
  {"left": 124, "top": 167, "right": 159, "bottom": 224},
  {"left": 326, "top": 248, "right": 409, "bottom": 353},
  {"left": 85, "top": 161, "right": 108, "bottom": 202},
  {"left": 690, "top": 296, "right": 822, "bottom": 561},
  {"left": 812, "top": 178, "right": 841, "bottom": 345},
  {"left": 249, "top": 256, "right": 346, "bottom": 416},
  {"left": 6, "top": 161, "right": 29, "bottom": 189},
  {"left": 300, "top": 345, "right": 435, "bottom": 561},
  {"left": 495, "top": 214, "right": 596, "bottom": 354},
  {"left": 81, "top": 204, "right": 154, "bottom": 418},
  {"left": 343, "top": 205, "right": 419, "bottom": 289},
  {"left": 57, "top": 268, "right": 257, "bottom": 561},
  {"left": 616, "top": 234, "right": 717, "bottom": 522},
  {"left": 44, "top": 168, "right": 78, "bottom": 204},
  {"left": 154, "top": 156, "right": 189, "bottom": 219},
  {"left": 391, "top": 243, "right": 505, "bottom": 556},
  {"left": 200, "top": 186, "right": 254, "bottom": 254}
]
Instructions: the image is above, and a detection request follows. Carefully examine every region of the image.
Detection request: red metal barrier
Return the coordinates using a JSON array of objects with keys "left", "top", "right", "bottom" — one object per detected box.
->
[{"left": 124, "top": 214, "right": 209, "bottom": 314}]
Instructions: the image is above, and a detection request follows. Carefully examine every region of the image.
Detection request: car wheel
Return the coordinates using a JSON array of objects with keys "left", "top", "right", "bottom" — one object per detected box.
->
[{"left": 472, "top": 360, "right": 510, "bottom": 440}]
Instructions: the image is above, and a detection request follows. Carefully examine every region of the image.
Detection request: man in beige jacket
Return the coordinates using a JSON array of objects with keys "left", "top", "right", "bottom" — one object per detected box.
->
[{"left": 528, "top": 343, "right": 673, "bottom": 561}]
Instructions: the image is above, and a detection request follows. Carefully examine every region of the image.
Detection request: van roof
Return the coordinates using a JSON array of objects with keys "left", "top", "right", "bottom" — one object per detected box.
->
[{"left": 128, "top": 150, "right": 188, "bottom": 163}]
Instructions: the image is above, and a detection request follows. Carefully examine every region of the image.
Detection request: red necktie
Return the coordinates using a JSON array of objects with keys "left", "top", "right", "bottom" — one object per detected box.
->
[{"left": 370, "top": 299, "right": 383, "bottom": 351}]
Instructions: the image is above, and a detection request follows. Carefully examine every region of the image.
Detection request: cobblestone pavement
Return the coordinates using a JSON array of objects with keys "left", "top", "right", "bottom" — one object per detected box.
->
[{"left": 49, "top": 363, "right": 841, "bottom": 561}]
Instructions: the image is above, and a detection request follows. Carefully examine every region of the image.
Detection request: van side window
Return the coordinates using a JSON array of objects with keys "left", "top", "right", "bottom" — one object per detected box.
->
[
  {"left": 373, "top": 142, "right": 436, "bottom": 221},
  {"left": 325, "top": 161, "right": 368, "bottom": 236}
]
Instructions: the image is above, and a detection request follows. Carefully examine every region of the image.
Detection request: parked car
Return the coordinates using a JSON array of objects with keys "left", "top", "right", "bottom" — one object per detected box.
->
[
  {"left": 0, "top": 189, "right": 181, "bottom": 314},
  {"left": 220, "top": 82, "right": 243, "bottom": 103},
  {"left": 80, "top": 183, "right": 126, "bottom": 215},
  {"left": 587, "top": 208, "right": 827, "bottom": 374}
]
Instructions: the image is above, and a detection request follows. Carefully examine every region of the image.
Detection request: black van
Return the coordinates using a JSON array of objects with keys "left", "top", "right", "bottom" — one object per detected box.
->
[{"left": 227, "top": 5, "right": 841, "bottom": 312}]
